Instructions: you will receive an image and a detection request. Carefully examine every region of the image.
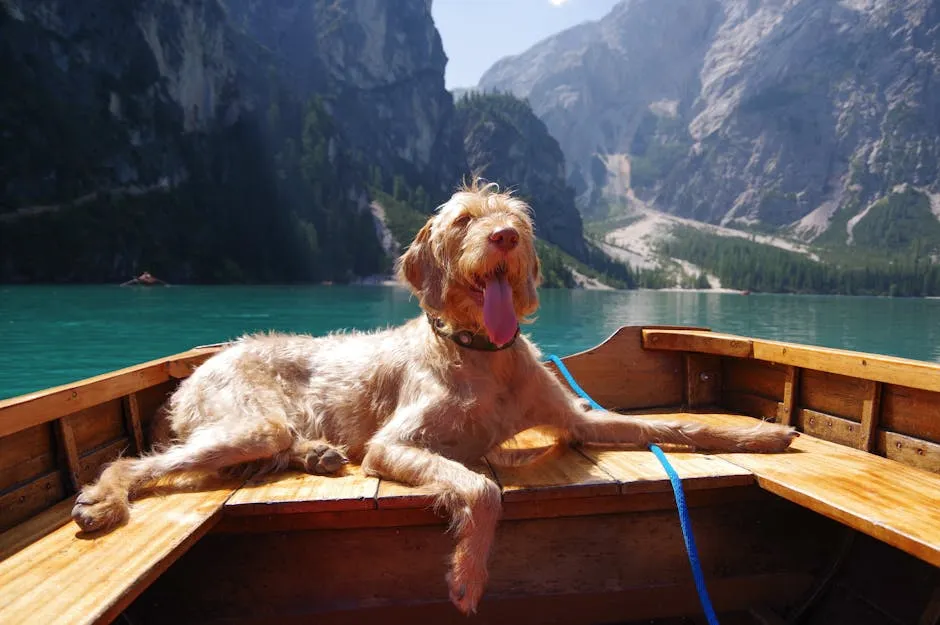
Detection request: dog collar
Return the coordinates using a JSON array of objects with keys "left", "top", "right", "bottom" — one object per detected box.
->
[{"left": 426, "top": 314, "right": 519, "bottom": 351}]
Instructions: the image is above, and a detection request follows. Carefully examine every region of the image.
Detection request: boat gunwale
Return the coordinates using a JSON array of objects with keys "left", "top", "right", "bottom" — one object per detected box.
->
[{"left": 0, "top": 347, "right": 221, "bottom": 438}]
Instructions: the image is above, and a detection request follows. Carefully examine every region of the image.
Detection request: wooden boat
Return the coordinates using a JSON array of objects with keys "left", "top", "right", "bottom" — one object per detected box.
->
[
  {"left": 119, "top": 272, "right": 168, "bottom": 287},
  {"left": 0, "top": 325, "right": 938, "bottom": 625}
]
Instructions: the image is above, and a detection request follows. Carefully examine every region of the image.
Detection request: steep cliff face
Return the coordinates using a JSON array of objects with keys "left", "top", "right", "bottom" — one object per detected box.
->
[
  {"left": 455, "top": 93, "right": 586, "bottom": 259},
  {"left": 0, "top": 0, "right": 463, "bottom": 282},
  {"left": 222, "top": 0, "right": 465, "bottom": 192},
  {"left": 478, "top": 0, "right": 940, "bottom": 250}
]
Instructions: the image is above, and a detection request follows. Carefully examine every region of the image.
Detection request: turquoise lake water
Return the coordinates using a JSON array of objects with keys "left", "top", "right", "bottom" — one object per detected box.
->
[{"left": 2, "top": 285, "right": 939, "bottom": 400}]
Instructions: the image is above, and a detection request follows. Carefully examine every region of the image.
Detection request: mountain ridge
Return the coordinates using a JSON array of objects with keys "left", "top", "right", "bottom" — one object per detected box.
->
[{"left": 478, "top": 0, "right": 940, "bottom": 257}]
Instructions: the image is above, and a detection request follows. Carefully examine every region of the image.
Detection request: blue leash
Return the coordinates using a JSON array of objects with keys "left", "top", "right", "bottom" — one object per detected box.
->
[{"left": 548, "top": 355, "right": 720, "bottom": 625}]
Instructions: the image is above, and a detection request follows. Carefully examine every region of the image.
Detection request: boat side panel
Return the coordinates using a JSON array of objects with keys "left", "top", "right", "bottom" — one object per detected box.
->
[
  {"left": 721, "top": 357, "right": 786, "bottom": 402},
  {"left": 641, "top": 327, "right": 940, "bottom": 473},
  {"left": 799, "top": 369, "right": 868, "bottom": 423},
  {"left": 881, "top": 384, "right": 940, "bottom": 444},
  {"left": 550, "top": 326, "right": 686, "bottom": 411},
  {"left": 0, "top": 358, "right": 196, "bottom": 532},
  {"left": 0, "top": 422, "right": 56, "bottom": 492},
  {"left": 129, "top": 496, "right": 839, "bottom": 624}
]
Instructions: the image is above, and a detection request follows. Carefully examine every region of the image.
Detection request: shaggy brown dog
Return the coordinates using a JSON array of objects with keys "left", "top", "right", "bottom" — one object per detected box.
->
[{"left": 72, "top": 181, "right": 796, "bottom": 613}]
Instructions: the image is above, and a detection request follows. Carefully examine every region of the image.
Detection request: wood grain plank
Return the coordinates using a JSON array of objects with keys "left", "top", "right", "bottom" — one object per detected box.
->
[
  {"left": 641, "top": 328, "right": 940, "bottom": 394},
  {"left": 225, "top": 465, "right": 379, "bottom": 515},
  {"left": 123, "top": 393, "right": 145, "bottom": 455},
  {"left": 579, "top": 447, "right": 754, "bottom": 494},
  {"left": 486, "top": 447, "right": 619, "bottom": 502},
  {"left": 0, "top": 482, "right": 236, "bottom": 625},
  {"left": 686, "top": 354, "right": 722, "bottom": 408},
  {"left": 0, "top": 349, "right": 219, "bottom": 439},
  {"left": 551, "top": 326, "right": 686, "bottom": 411},
  {"left": 643, "top": 329, "right": 754, "bottom": 358},
  {"left": 376, "top": 462, "right": 496, "bottom": 510},
  {"left": 0, "top": 472, "right": 66, "bottom": 532},
  {"left": 138, "top": 496, "right": 832, "bottom": 624},
  {"left": 797, "top": 409, "right": 861, "bottom": 447},
  {"left": 656, "top": 413, "right": 940, "bottom": 567},
  {"left": 0, "top": 423, "right": 55, "bottom": 491},
  {"left": 881, "top": 385, "right": 940, "bottom": 444},
  {"left": 69, "top": 399, "right": 125, "bottom": 452},
  {"left": 0, "top": 497, "right": 74, "bottom": 562},
  {"left": 54, "top": 417, "right": 81, "bottom": 492},
  {"left": 722, "top": 358, "right": 786, "bottom": 401},
  {"left": 859, "top": 381, "right": 883, "bottom": 452},
  {"left": 215, "top": 486, "right": 768, "bottom": 534},
  {"left": 77, "top": 438, "right": 130, "bottom": 487},
  {"left": 135, "top": 380, "right": 176, "bottom": 446},
  {"left": 751, "top": 339, "right": 940, "bottom": 394},
  {"left": 799, "top": 369, "right": 868, "bottom": 422},
  {"left": 724, "top": 391, "right": 781, "bottom": 421},
  {"left": 779, "top": 366, "right": 801, "bottom": 426},
  {"left": 877, "top": 431, "right": 940, "bottom": 474},
  {"left": 141, "top": 574, "right": 815, "bottom": 625}
]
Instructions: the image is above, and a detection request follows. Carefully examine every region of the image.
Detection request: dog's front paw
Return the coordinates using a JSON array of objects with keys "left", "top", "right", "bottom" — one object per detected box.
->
[
  {"left": 446, "top": 568, "right": 486, "bottom": 615},
  {"left": 295, "top": 441, "right": 349, "bottom": 475},
  {"left": 739, "top": 424, "right": 799, "bottom": 453},
  {"left": 71, "top": 488, "right": 130, "bottom": 533}
]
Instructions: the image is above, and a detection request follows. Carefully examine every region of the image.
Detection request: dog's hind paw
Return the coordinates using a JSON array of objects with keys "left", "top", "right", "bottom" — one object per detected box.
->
[
  {"left": 291, "top": 440, "right": 349, "bottom": 475},
  {"left": 737, "top": 424, "right": 799, "bottom": 453}
]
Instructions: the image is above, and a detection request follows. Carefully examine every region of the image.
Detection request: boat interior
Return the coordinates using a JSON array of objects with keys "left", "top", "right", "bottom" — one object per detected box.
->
[{"left": 0, "top": 326, "right": 938, "bottom": 625}]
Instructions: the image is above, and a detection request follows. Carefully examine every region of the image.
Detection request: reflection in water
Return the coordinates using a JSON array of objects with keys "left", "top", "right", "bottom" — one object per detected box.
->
[{"left": 1, "top": 286, "right": 939, "bottom": 399}]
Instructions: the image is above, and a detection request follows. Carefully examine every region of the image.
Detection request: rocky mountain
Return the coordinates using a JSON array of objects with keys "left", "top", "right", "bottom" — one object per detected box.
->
[
  {"left": 455, "top": 92, "right": 586, "bottom": 258},
  {"left": 0, "top": 0, "right": 464, "bottom": 282},
  {"left": 478, "top": 0, "right": 940, "bottom": 253}
]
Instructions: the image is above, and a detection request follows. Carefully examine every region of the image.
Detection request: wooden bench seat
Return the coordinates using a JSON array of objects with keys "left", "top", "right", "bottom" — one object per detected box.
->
[
  {"left": 638, "top": 412, "right": 940, "bottom": 567},
  {"left": 0, "top": 482, "right": 238, "bottom": 625},
  {"left": 221, "top": 423, "right": 757, "bottom": 531}
]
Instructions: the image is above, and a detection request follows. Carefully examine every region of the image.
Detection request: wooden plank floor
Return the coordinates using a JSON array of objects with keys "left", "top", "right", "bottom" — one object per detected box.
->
[
  {"left": 226, "top": 464, "right": 379, "bottom": 514},
  {"left": 223, "top": 419, "right": 758, "bottom": 518},
  {"left": 0, "top": 481, "right": 238, "bottom": 625}
]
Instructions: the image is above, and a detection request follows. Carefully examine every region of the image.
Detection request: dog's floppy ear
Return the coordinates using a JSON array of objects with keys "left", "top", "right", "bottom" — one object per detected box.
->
[
  {"left": 397, "top": 221, "right": 445, "bottom": 311},
  {"left": 398, "top": 222, "right": 431, "bottom": 292}
]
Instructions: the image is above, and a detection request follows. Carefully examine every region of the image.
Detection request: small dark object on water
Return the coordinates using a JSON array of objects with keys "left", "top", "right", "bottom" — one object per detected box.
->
[{"left": 121, "top": 272, "right": 168, "bottom": 287}]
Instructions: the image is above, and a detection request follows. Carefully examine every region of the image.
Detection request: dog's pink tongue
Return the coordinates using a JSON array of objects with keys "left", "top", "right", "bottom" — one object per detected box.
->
[{"left": 483, "top": 274, "right": 518, "bottom": 346}]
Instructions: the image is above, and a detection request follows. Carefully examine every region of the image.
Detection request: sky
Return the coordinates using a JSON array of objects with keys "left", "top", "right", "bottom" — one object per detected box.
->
[{"left": 432, "top": 0, "right": 622, "bottom": 89}]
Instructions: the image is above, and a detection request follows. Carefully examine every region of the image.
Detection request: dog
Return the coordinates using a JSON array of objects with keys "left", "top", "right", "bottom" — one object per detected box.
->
[{"left": 71, "top": 180, "right": 796, "bottom": 614}]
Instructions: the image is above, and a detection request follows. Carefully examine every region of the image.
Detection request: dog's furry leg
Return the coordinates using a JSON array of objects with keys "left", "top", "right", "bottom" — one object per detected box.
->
[
  {"left": 522, "top": 364, "right": 796, "bottom": 453},
  {"left": 363, "top": 441, "right": 501, "bottom": 615},
  {"left": 566, "top": 411, "right": 797, "bottom": 452},
  {"left": 72, "top": 418, "right": 293, "bottom": 533}
]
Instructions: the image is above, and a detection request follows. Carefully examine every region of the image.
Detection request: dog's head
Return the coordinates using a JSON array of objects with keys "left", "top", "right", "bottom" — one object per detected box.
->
[{"left": 397, "top": 180, "right": 542, "bottom": 347}]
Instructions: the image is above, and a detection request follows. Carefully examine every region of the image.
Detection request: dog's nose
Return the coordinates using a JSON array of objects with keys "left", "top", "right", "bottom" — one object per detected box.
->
[{"left": 489, "top": 227, "right": 519, "bottom": 252}]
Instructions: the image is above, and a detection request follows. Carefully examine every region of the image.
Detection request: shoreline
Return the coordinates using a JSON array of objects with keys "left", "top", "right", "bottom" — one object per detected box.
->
[{"left": 3, "top": 281, "right": 938, "bottom": 299}]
